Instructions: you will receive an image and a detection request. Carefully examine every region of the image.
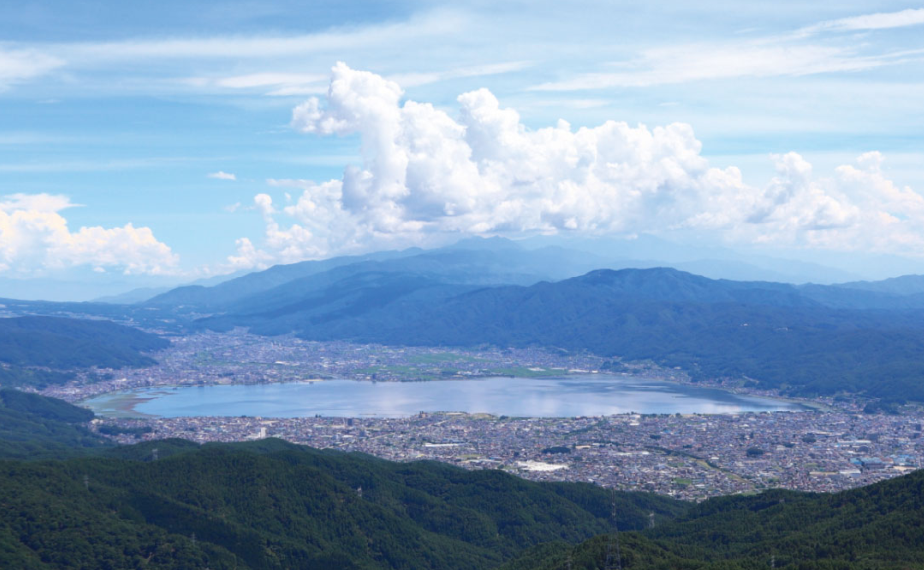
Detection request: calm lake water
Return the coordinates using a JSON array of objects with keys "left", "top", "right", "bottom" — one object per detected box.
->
[{"left": 84, "top": 375, "right": 808, "bottom": 418}]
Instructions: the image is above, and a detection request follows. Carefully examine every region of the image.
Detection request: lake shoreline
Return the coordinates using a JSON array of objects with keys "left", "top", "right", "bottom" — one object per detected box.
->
[{"left": 82, "top": 374, "right": 812, "bottom": 420}]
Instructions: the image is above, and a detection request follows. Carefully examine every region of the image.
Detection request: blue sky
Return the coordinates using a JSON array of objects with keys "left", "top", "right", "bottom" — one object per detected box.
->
[{"left": 2, "top": 0, "right": 924, "bottom": 291}]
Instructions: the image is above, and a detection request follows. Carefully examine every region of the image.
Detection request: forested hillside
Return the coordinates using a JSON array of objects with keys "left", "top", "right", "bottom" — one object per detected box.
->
[
  {"left": 502, "top": 468, "right": 924, "bottom": 569},
  {"left": 3, "top": 433, "right": 924, "bottom": 569},
  {"left": 0, "top": 316, "right": 168, "bottom": 388},
  {"left": 0, "top": 389, "right": 110, "bottom": 459},
  {"left": 0, "top": 438, "right": 682, "bottom": 569}
]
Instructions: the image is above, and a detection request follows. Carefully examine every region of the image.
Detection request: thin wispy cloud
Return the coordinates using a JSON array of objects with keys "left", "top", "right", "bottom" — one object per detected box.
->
[
  {"left": 0, "top": 157, "right": 198, "bottom": 173},
  {"left": 803, "top": 7, "right": 924, "bottom": 33},
  {"left": 388, "top": 61, "right": 534, "bottom": 88},
  {"left": 531, "top": 44, "right": 896, "bottom": 90},
  {"left": 0, "top": 48, "right": 63, "bottom": 90},
  {"left": 532, "top": 7, "right": 924, "bottom": 92},
  {"left": 55, "top": 9, "right": 467, "bottom": 63},
  {"left": 208, "top": 171, "right": 237, "bottom": 181},
  {"left": 186, "top": 72, "right": 329, "bottom": 96}
]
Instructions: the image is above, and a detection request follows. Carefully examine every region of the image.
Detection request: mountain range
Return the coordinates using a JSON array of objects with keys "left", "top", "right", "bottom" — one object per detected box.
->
[
  {"left": 7, "top": 238, "right": 924, "bottom": 401},
  {"left": 124, "top": 239, "right": 924, "bottom": 402}
]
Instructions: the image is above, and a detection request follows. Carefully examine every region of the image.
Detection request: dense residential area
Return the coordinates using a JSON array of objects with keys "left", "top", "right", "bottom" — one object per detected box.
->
[{"left": 98, "top": 407, "right": 924, "bottom": 501}]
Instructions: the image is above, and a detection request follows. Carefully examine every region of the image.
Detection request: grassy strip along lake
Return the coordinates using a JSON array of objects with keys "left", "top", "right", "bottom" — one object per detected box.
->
[{"left": 83, "top": 375, "right": 809, "bottom": 419}]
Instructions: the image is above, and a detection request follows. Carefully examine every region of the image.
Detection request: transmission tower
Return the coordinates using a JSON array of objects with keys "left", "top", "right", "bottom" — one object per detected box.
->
[
  {"left": 604, "top": 490, "right": 622, "bottom": 570},
  {"left": 152, "top": 447, "right": 159, "bottom": 461}
]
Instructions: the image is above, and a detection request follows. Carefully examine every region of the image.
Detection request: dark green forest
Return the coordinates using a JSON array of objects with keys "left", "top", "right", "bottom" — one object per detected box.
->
[
  {"left": 3, "top": 435, "right": 924, "bottom": 569},
  {"left": 0, "top": 389, "right": 111, "bottom": 459},
  {"left": 502, "top": 469, "right": 924, "bottom": 569},
  {"left": 0, "top": 437, "right": 680, "bottom": 569}
]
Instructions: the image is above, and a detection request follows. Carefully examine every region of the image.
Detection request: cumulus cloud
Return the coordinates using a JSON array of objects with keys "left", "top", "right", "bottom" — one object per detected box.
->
[
  {"left": 228, "top": 63, "right": 924, "bottom": 269},
  {"left": 0, "top": 193, "right": 178, "bottom": 275},
  {"left": 208, "top": 171, "right": 237, "bottom": 181}
]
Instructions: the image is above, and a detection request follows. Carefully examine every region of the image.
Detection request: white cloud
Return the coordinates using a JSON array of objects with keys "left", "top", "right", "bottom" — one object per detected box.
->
[
  {"left": 804, "top": 8, "right": 924, "bottom": 33},
  {"left": 710, "top": 152, "right": 924, "bottom": 253},
  {"left": 215, "top": 72, "right": 327, "bottom": 89},
  {"left": 0, "top": 193, "right": 179, "bottom": 275},
  {"left": 208, "top": 171, "right": 237, "bottom": 181},
  {"left": 0, "top": 48, "right": 63, "bottom": 90},
  {"left": 387, "top": 61, "right": 533, "bottom": 88},
  {"left": 187, "top": 63, "right": 530, "bottom": 97},
  {"left": 59, "top": 10, "right": 466, "bottom": 62},
  {"left": 186, "top": 72, "right": 329, "bottom": 96},
  {"left": 228, "top": 64, "right": 924, "bottom": 269},
  {"left": 531, "top": 43, "right": 905, "bottom": 91},
  {"left": 529, "top": 7, "right": 924, "bottom": 93},
  {"left": 0, "top": 157, "right": 197, "bottom": 173}
]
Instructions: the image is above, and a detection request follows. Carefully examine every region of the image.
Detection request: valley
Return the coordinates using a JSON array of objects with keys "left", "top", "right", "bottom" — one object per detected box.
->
[{"left": 15, "top": 327, "right": 910, "bottom": 503}]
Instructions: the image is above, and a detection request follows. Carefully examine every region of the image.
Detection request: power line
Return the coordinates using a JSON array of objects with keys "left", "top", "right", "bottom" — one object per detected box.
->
[{"left": 604, "top": 489, "right": 622, "bottom": 570}]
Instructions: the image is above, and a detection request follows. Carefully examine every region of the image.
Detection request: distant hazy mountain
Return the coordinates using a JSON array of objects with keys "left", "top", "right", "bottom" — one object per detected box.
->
[
  {"left": 91, "top": 271, "right": 251, "bottom": 304},
  {"left": 835, "top": 274, "right": 924, "bottom": 296},
  {"left": 146, "top": 238, "right": 611, "bottom": 312},
  {"left": 0, "top": 276, "right": 179, "bottom": 303},
  {"left": 93, "top": 286, "right": 171, "bottom": 304},
  {"left": 145, "top": 248, "right": 422, "bottom": 309},
  {"left": 520, "top": 234, "right": 863, "bottom": 284},
  {"left": 145, "top": 235, "right": 893, "bottom": 318}
]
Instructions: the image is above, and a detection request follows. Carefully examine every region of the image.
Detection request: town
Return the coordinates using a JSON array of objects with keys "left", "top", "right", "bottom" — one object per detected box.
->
[
  {"left": 41, "top": 329, "right": 657, "bottom": 403},
  {"left": 98, "top": 408, "right": 923, "bottom": 501}
]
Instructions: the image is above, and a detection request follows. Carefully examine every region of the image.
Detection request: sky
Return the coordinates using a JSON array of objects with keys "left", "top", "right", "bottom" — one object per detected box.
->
[{"left": 2, "top": 0, "right": 924, "bottom": 294}]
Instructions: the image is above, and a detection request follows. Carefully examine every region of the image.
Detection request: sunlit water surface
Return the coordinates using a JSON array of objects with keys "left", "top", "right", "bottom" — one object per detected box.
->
[{"left": 84, "top": 375, "right": 808, "bottom": 418}]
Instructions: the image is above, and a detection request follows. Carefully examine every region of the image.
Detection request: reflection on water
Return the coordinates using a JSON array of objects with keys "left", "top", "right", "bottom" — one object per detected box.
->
[{"left": 84, "top": 375, "right": 807, "bottom": 418}]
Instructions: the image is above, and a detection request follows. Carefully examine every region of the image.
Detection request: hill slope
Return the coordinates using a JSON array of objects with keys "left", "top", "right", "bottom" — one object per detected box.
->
[
  {"left": 503, "top": 469, "right": 924, "bottom": 569},
  {"left": 4, "top": 434, "right": 924, "bottom": 569},
  {"left": 0, "top": 389, "right": 110, "bottom": 459},
  {"left": 0, "top": 439, "right": 683, "bottom": 569},
  {"left": 0, "top": 316, "right": 168, "bottom": 388}
]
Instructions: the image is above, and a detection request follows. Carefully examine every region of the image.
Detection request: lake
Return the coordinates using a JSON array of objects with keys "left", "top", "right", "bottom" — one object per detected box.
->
[{"left": 83, "top": 375, "right": 809, "bottom": 418}]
